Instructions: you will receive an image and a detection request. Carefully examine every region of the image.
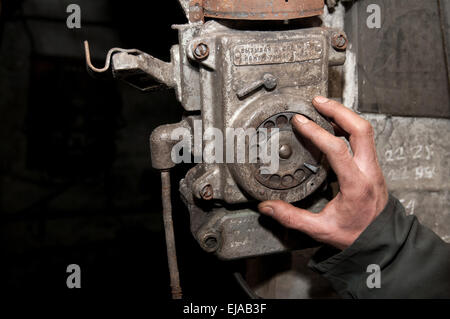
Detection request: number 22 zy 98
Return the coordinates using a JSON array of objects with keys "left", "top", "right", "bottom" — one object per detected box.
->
[{"left": 385, "top": 145, "right": 433, "bottom": 162}]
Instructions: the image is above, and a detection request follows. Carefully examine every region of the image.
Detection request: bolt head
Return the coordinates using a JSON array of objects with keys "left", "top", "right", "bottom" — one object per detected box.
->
[
  {"left": 279, "top": 144, "right": 293, "bottom": 159},
  {"left": 332, "top": 33, "right": 348, "bottom": 50},
  {"left": 201, "top": 233, "right": 220, "bottom": 253},
  {"left": 263, "top": 73, "right": 278, "bottom": 90},
  {"left": 193, "top": 43, "right": 209, "bottom": 60},
  {"left": 200, "top": 184, "right": 213, "bottom": 200}
]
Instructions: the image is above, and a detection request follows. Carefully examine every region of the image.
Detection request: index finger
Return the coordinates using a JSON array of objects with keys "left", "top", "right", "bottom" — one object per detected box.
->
[
  {"left": 292, "top": 114, "right": 362, "bottom": 189},
  {"left": 312, "top": 96, "right": 378, "bottom": 169}
]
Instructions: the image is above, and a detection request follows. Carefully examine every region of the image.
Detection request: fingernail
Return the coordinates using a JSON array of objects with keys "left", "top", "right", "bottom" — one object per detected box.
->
[
  {"left": 293, "top": 114, "right": 309, "bottom": 124},
  {"left": 314, "top": 96, "right": 329, "bottom": 104},
  {"left": 259, "top": 206, "right": 274, "bottom": 216}
]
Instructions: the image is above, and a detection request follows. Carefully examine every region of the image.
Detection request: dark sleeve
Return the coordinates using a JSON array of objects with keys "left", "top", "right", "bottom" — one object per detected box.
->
[{"left": 308, "top": 194, "right": 450, "bottom": 299}]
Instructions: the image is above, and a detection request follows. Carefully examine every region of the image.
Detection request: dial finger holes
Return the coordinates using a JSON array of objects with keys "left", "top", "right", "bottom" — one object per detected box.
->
[
  {"left": 282, "top": 174, "right": 294, "bottom": 186},
  {"left": 269, "top": 174, "right": 281, "bottom": 184},
  {"left": 294, "top": 169, "right": 305, "bottom": 182},
  {"left": 276, "top": 115, "right": 288, "bottom": 127},
  {"left": 264, "top": 120, "right": 275, "bottom": 129}
]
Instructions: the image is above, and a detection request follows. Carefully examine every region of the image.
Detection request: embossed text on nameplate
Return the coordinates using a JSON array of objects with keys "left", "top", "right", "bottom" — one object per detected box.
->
[{"left": 233, "top": 39, "right": 323, "bottom": 66}]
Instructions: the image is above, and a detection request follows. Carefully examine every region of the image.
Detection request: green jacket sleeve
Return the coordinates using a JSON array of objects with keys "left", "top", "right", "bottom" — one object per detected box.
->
[{"left": 308, "top": 194, "right": 450, "bottom": 299}]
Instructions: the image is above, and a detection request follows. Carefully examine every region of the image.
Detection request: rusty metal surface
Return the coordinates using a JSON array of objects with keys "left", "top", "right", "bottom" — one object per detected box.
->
[{"left": 189, "top": 0, "right": 324, "bottom": 22}]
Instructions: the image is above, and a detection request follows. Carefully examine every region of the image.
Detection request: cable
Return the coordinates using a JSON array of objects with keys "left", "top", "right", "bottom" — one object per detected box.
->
[
  {"left": 233, "top": 272, "right": 262, "bottom": 299},
  {"left": 161, "top": 170, "right": 183, "bottom": 299}
]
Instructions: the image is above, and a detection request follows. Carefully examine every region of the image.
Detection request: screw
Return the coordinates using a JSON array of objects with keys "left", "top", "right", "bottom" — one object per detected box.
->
[
  {"left": 332, "top": 33, "right": 348, "bottom": 50},
  {"left": 202, "top": 233, "right": 220, "bottom": 253},
  {"left": 193, "top": 43, "right": 209, "bottom": 60},
  {"left": 204, "top": 236, "right": 218, "bottom": 249},
  {"left": 279, "top": 144, "right": 293, "bottom": 159},
  {"left": 200, "top": 184, "right": 213, "bottom": 200},
  {"left": 262, "top": 73, "right": 278, "bottom": 90}
]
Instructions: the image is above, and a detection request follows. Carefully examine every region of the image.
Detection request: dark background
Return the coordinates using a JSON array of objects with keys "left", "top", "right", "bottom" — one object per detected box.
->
[
  {"left": 2, "top": 0, "right": 449, "bottom": 300},
  {"left": 0, "top": 0, "right": 247, "bottom": 298}
]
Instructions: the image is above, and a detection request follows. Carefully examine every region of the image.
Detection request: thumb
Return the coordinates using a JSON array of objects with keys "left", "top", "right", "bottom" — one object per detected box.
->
[{"left": 258, "top": 200, "right": 320, "bottom": 236}]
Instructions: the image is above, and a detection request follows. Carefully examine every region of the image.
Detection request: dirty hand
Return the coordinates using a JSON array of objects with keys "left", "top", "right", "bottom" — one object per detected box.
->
[{"left": 258, "top": 96, "right": 389, "bottom": 250}]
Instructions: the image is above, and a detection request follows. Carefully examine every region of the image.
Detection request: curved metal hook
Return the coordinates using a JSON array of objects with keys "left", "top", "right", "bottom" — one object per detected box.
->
[{"left": 83, "top": 40, "right": 142, "bottom": 75}]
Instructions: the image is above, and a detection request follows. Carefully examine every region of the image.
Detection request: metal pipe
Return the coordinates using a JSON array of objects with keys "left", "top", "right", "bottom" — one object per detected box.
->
[{"left": 161, "top": 170, "right": 182, "bottom": 299}]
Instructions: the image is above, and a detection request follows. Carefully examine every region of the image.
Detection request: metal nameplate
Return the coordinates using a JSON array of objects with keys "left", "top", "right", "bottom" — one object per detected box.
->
[{"left": 233, "top": 39, "right": 323, "bottom": 66}]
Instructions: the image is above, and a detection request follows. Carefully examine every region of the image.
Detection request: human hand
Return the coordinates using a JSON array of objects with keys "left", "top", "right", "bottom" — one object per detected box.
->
[{"left": 258, "top": 96, "right": 389, "bottom": 250}]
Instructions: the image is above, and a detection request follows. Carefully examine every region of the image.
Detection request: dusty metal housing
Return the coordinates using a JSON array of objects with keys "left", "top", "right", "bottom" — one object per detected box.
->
[
  {"left": 86, "top": 2, "right": 347, "bottom": 260},
  {"left": 172, "top": 21, "right": 346, "bottom": 259}
]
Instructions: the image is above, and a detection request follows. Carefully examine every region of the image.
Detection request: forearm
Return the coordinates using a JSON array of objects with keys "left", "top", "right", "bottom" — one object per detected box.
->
[{"left": 308, "top": 195, "right": 450, "bottom": 299}]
